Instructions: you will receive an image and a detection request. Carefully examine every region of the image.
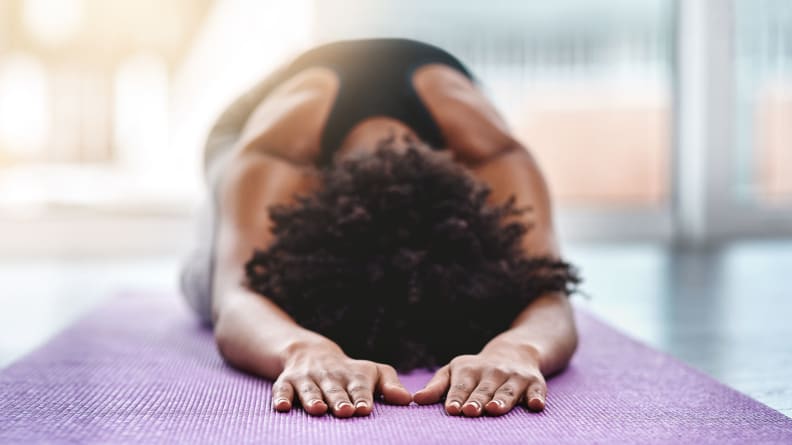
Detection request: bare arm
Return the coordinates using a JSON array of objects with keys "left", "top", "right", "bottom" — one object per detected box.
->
[
  {"left": 470, "top": 145, "right": 577, "bottom": 375},
  {"left": 414, "top": 144, "right": 578, "bottom": 415},
  {"left": 211, "top": 152, "right": 411, "bottom": 417},
  {"left": 211, "top": 152, "right": 323, "bottom": 377}
]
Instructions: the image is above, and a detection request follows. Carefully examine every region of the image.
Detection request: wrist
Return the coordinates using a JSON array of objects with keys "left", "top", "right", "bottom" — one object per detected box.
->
[
  {"left": 279, "top": 336, "right": 344, "bottom": 367},
  {"left": 481, "top": 335, "right": 542, "bottom": 368}
]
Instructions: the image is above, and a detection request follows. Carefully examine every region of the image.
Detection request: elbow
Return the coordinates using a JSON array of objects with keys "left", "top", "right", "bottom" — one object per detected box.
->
[
  {"left": 213, "top": 319, "right": 233, "bottom": 363},
  {"left": 567, "top": 320, "right": 579, "bottom": 360},
  {"left": 560, "top": 300, "right": 580, "bottom": 368},
  {"left": 211, "top": 287, "right": 248, "bottom": 366},
  {"left": 213, "top": 310, "right": 240, "bottom": 366}
]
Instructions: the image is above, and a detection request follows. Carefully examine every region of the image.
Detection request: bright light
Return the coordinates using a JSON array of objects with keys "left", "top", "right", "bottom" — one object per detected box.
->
[
  {"left": 22, "top": 0, "right": 84, "bottom": 46},
  {"left": 0, "top": 53, "right": 51, "bottom": 157},
  {"left": 170, "top": 0, "right": 315, "bottom": 179},
  {"left": 114, "top": 52, "right": 169, "bottom": 174}
]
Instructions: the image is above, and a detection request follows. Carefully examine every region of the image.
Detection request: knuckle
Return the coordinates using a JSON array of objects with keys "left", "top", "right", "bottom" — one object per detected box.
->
[
  {"left": 278, "top": 372, "right": 298, "bottom": 382},
  {"left": 324, "top": 385, "right": 345, "bottom": 394},
  {"left": 517, "top": 371, "right": 541, "bottom": 383},
  {"left": 272, "top": 382, "right": 291, "bottom": 393},
  {"left": 474, "top": 384, "right": 494, "bottom": 394},
  {"left": 451, "top": 382, "right": 469, "bottom": 391},
  {"left": 487, "top": 368, "right": 508, "bottom": 380},
  {"left": 454, "top": 365, "right": 476, "bottom": 375},
  {"left": 496, "top": 385, "right": 516, "bottom": 397},
  {"left": 330, "top": 370, "right": 347, "bottom": 381},
  {"left": 294, "top": 371, "right": 313, "bottom": 381},
  {"left": 350, "top": 372, "right": 369, "bottom": 382},
  {"left": 529, "top": 375, "right": 546, "bottom": 387},
  {"left": 347, "top": 384, "right": 370, "bottom": 394},
  {"left": 313, "top": 368, "right": 340, "bottom": 381},
  {"left": 300, "top": 384, "right": 318, "bottom": 394}
]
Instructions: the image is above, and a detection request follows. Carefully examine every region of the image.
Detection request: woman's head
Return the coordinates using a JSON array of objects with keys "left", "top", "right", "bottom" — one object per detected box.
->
[{"left": 245, "top": 139, "right": 579, "bottom": 371}]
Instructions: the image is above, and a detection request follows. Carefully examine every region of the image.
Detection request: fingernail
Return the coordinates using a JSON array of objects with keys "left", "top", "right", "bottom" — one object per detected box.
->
[
  {"left": 274, "top": 397, "right": 289, "bottom": 407},
  {"left": 489, "top": 399, "right": 504, "bottom": 408},
  {"left": 464, "top": 400, "right": 481, "bottom": 412},
  {"left": 309, "top": 399, "right": 324, "bottom": 407},
  {"left": 355, "top": 401, "right": 368, "bottom": 409},
  {"left": 337, "top": 401, "right": 353, "bottom": 410},
  {"left": 448, "top": 400, "right": 461, "bottom": 412}
]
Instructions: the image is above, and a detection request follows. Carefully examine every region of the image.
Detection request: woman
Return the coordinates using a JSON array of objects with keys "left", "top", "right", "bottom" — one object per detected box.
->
[{"left": 180, "top": 38, "right": 579, "bottom": 419}]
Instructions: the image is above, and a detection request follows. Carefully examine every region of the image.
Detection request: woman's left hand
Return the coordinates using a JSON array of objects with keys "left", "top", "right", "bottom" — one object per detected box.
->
[{"left": 412, "top": 342, "right": 547, "bottom": 416}]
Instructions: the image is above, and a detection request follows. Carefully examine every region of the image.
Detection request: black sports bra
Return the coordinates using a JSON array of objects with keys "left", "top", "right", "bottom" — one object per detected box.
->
[{"left": 281, "top": 38, "right": 474, "bottom": 165}]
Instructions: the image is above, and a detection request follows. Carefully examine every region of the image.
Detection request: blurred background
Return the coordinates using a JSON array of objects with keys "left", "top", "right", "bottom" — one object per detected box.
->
[
  {"left": 1, "top": 0, "right": 791, "bottom": 251},
  {"left": 0, "top": 0, "right": 790, "bottom": 415}
]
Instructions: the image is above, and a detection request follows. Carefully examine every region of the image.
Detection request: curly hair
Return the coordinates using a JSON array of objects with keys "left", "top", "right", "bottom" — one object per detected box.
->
[{"left": 244, "top": 140, "right": 580, "bottom": 372}]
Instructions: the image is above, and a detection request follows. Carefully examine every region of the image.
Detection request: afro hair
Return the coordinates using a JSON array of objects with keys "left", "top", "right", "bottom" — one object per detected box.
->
[{"left": 244, "top": 140, "right": 580, "bottom": 372}]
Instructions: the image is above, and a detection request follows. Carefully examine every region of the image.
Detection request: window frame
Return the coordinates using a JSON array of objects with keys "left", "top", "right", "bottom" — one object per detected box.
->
[{"left": 674, "top": 0, "right": 792, "bottom": 245}]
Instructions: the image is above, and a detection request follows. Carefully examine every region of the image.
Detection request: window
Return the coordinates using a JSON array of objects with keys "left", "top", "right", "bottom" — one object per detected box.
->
[
  {"left": 1, "top": 0, "right": 789, "bottom": 252},
  {"left": 314, "top": 0, "right": 675, "bottom": 209},
  {"left": 734, "top": 0, "right": 792, "bottom": 207},
  {"left": 678, "top": 0, "right": 792, "bottom": 240},
  {"left": 0, "top": 0, "right": 210, "bottom": 215},
  {"left": 0, "top": 53, "right": 50, "bottom": 159}
]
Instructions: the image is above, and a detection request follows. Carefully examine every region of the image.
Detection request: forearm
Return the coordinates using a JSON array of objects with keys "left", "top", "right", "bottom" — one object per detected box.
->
[
  {"left": 470, "top": 144, "right": 576, "bottom": 373},
  {"left": 481, "top": 292, "right": 577, "bottom": 376},
  {"left": 214, "top": 286, "right": 341, "bottom": 380},
  {"left": 210, "top": 151, "right": 332, "bottom": 379}
]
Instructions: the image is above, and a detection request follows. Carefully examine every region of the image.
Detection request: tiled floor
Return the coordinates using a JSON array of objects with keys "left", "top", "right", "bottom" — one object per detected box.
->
[{"left": 1, "top": 240, "right": 790, "bottom": 417}]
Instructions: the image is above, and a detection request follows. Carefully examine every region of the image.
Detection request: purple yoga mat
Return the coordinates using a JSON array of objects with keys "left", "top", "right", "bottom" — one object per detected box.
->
[{"left": 1, "top": 294, "right": 791, "bottom": 444}]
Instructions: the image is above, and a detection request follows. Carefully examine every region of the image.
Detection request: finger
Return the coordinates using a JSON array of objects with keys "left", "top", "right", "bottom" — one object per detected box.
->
[
  {"left": 524, "top": 378, "right": 547, "bottom": 412},
  {"left": 294, "top": 378, "right": 328, "bottom": 416},
  {"left": 318, "top": 376, "right": 355, "bottom": 417},
  {"left": 272, "top": 378, "right": 295, "bottom": 412},
  {"left": 463, "top": 371, "right": 507, "bottom": 417},
  {"left": 484, "top": 377, "right": 529, "bottom": 416},
  {"left": 413, "top": 366, "right": 450, "bottom": 405},
  {"left": 445, "top": 367, "right": 478, "bottom": 415},
  {"left": 346, "top": 372, "right": 376, "bottom": 416},
  {"left": 375, "top": 364, "right": 412, "bottom": 405}
]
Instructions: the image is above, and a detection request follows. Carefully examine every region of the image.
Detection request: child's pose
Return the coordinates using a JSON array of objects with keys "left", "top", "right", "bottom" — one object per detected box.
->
[{"left": 180, "top": 39, "right": 579, "bottom": 418}]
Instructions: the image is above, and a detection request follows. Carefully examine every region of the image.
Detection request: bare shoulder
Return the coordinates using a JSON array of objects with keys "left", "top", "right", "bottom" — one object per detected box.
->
[
  {"left": 235, "top": 67, "right": 339, "bottom": 165},
  {"left": 413, "top": 64, "right": 518, "bottom": 165},
  {"left": 220, "top": 150, "right": 320, "bottom": 211}
]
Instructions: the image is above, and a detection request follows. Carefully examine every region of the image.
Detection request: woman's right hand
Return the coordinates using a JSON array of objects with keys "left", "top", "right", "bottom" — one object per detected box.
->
[{"left": 272, "top": 340, "right": 413, "bottom": 417}]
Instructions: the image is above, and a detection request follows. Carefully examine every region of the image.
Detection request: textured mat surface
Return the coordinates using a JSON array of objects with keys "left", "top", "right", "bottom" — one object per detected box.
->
[{"left": 1, "top": 294, "right": 791, "bottom": 444}]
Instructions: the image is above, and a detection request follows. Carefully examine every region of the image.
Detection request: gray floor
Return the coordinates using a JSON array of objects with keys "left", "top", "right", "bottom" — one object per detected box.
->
[
  {"left": 568, "top": 240, "right": 792, "bottom": 417},
  {"left": 1, "top": 240, "right": 790, "bottom": 417}
]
